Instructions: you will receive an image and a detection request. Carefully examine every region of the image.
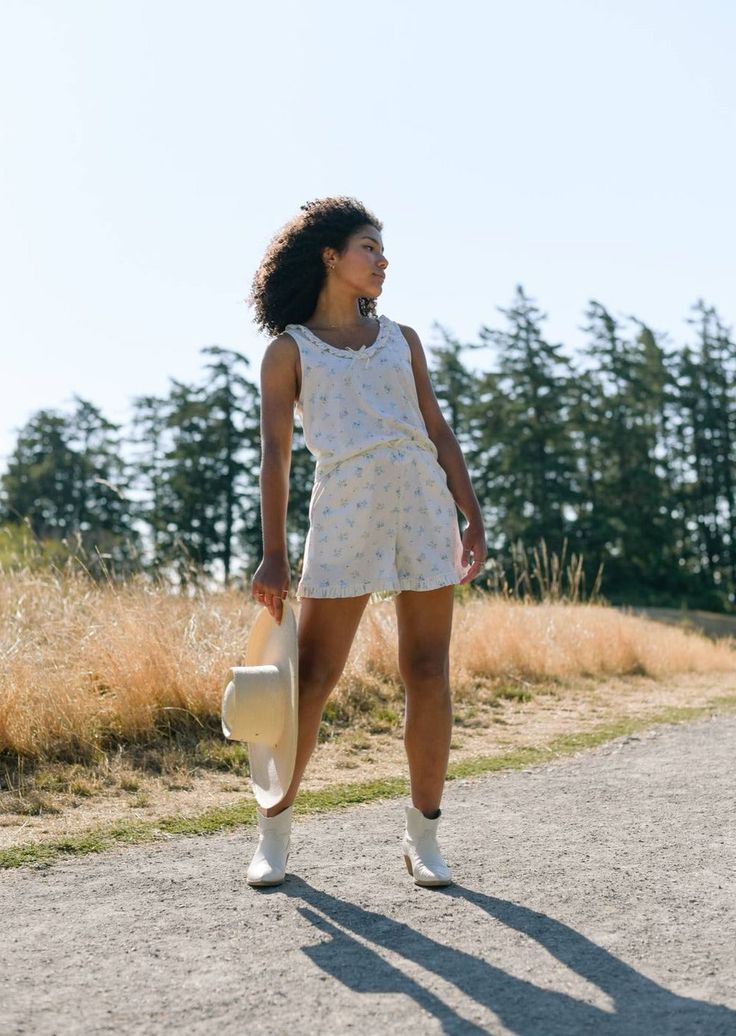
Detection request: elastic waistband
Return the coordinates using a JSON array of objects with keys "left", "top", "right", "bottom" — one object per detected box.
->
[{"left": 315, "top": 440, "right": 437, "bottom": 479}]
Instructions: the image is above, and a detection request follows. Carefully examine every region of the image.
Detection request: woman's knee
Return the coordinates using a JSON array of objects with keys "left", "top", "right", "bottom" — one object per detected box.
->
[
  {"left": 298, "top": 658, "right": 344, "bottom": 702},
  {"left": 400, "top": 654, "right": 450, "bottom": 690}
]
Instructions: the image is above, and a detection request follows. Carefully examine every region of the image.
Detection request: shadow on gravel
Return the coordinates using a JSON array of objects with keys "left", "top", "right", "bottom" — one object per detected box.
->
[{"left": 282, "top": 878, "right": 735, "bottom": 1035}]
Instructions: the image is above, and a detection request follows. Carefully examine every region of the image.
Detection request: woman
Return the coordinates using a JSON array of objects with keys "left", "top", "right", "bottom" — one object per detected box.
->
[{"left": 246, "top": 196, "right": 487, "bottom": 887}]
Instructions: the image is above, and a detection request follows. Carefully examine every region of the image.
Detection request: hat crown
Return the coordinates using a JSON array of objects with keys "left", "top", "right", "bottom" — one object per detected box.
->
[{"left": 222, "top": 664, "right": 287, "bottom": 744}]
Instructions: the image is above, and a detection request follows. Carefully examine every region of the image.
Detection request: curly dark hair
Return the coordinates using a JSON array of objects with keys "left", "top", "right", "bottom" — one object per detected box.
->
[{"left": 248, "top": 195, "right": 384, "bottom": 337}]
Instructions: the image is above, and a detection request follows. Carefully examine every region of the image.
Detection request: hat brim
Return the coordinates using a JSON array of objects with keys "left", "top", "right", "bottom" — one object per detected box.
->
[{"left": 242, "top": 602, "right": 299, "bottom": 809}]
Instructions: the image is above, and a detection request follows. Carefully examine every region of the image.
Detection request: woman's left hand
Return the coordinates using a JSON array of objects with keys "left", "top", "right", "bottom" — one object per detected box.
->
[{"left": 460, "top": 519, "right": 488, "bottom": 584}]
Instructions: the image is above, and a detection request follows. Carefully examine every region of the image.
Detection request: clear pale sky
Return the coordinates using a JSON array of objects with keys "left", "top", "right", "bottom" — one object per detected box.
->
[{"left": 1, "top": 0, "right": 734, "bottom": 468}]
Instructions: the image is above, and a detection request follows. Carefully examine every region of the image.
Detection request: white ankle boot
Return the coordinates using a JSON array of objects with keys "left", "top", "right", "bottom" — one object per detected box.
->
[
  {"left": 402, "top": 805, "right": 453, "bottom": 887},
  {"left": 246, "top": 805, "right": 292, "bottom": 886}
]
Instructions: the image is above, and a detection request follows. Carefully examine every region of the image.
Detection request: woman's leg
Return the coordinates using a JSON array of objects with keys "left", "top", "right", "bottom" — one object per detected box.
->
[
  {"left": 394, "top": 584, "right": 455, "bottom": 815},
  {"left": 261, "top": 592, "right": 371, "bottom": 817}
]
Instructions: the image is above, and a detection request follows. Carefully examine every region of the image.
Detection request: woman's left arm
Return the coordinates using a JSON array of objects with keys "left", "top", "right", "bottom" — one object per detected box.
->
[{"left": 400, "top": 324, "right": 488, "bottom": 581}]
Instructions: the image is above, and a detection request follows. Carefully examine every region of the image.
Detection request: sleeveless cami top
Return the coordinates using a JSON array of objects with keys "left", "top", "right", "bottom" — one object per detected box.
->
[{"left": 285, "top": 314, "right": 439, "bottom": 478}]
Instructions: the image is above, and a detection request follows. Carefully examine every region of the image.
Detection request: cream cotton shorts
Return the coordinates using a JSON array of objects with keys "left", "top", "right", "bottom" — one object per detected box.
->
[{"left": 296, "top": 443, "right": 467, "bottom": 599}]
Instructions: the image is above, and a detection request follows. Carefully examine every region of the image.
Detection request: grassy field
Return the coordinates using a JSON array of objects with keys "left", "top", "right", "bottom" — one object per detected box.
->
[{"left": 1, "top": 568, "right": 735, "bottom": 861}]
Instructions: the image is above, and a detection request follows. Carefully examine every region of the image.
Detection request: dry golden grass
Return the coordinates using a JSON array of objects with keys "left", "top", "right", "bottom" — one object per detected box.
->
[
  {"left": 449, "top": 597, "right": 736, "bottom": 684},
  {"left": 0, "top": 569, "right": 248, "bottom": 761},
  {"left": 1, "top": 569, "right": 735, "bottom": 767}
]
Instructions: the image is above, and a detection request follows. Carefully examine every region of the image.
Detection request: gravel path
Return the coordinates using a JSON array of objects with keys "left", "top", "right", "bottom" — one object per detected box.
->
[{"left": 2, "top": 713, "right": 735, "bottom": 1035}]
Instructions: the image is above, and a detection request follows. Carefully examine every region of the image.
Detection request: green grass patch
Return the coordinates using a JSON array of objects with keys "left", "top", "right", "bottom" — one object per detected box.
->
[
  {"left": 2, "top": 695, "right": 735, "bottom": 871},
  {"left": 493, "top": 685, "right": 535, "bottom": 703},
  {"left": 193, "top": 738, "right": 250, "bottom": 774}
]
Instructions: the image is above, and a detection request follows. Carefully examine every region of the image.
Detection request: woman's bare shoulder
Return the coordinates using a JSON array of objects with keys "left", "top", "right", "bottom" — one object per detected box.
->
[
  {"left": 261, "top": 331, "right": 301, "bottom": 402},
  {"left": 396, "top": 322, "right": 424, "bottom": 355},
  {"left": 262, "top": 330, "right": 301, "bottom": 370},
  {"left": 264, "top": 328, "right": 300, "bottom": 355}
]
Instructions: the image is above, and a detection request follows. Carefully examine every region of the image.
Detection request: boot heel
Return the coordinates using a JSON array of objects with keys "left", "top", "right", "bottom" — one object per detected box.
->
[{"left": 403, "top": 854, "right": 414, "bottom": 875}]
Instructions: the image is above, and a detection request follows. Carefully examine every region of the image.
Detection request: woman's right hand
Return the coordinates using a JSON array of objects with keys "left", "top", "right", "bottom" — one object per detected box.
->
[{"left": 251, "top": 554, "right": 291, "bottom": 625}]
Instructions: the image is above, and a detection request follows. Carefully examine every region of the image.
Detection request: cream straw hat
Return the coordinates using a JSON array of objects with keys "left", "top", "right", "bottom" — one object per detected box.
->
[{"left": 221, "top": 601, "right": 298, "bottom": 809}]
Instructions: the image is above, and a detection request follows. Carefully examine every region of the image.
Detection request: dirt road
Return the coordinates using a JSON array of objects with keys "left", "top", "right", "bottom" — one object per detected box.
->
[{"left": 2, "top": 714, "right": 735, "bottom": 1035}]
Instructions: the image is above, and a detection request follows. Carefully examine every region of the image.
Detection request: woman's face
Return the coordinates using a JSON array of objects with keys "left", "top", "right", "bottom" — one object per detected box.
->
[{"left": 327, "top": 224, "right": 388, "bottom": 297}]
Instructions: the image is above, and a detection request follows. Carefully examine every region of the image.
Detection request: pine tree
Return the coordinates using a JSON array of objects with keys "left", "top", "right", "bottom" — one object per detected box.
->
[
  {"left": 128, "top": 394, "right": 170, "bottom": 574},
  {"left": 0, "top": 400, "right": 139, "bottom": 577},
  {"left": 575, "top": 302, "right": 680, "bottom": 603},
  {"left": 155, "top": 378, "right": 220, "bottom": 586},
  {"left": 1, "top": 410, "right": 78, "bottom": 536},
  {"left": 67, "top": 397, "right": 135, "bottom": 553},
  {"left": 474, "top": 285, "right": 578, "bottom": 551},
  {"left": 199, "top": 346, "right": 260, "bottom": 586},
  {"left": 674, "top": 301, "right": 736, "bottom": 608}
]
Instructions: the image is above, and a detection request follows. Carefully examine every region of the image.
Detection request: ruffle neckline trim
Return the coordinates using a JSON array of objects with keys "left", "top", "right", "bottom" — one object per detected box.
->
[{"left": 287, "top": 314, "right": 390, "bottom": 360}]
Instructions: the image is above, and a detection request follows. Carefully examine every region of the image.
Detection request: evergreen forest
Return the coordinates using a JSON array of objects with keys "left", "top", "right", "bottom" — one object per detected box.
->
[{"left": 2, "top": 287, "right": 735, "bottom": 613}]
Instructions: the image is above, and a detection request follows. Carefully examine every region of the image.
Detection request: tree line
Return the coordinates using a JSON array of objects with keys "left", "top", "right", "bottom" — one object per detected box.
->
[{"left": 1, "top": 286, "right": 734, "bottom": 611}]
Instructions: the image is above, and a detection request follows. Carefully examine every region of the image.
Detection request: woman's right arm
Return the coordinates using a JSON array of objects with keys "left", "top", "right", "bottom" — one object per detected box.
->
[{"left": 250, "top": 333, "right": 300, "bottom": 624}]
